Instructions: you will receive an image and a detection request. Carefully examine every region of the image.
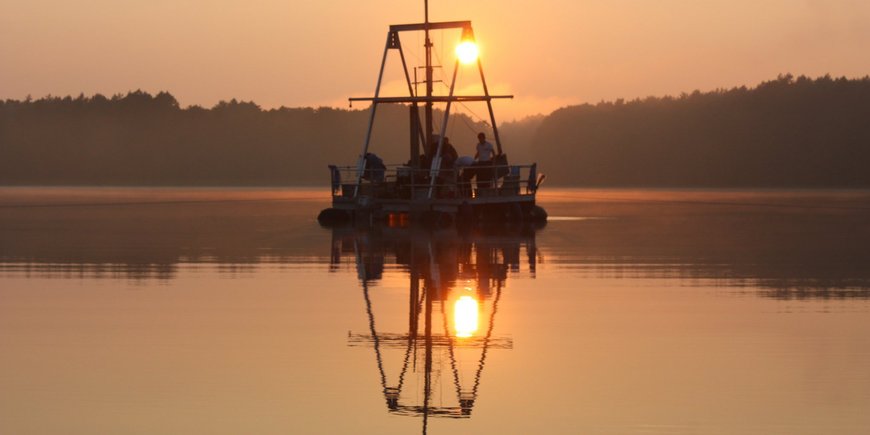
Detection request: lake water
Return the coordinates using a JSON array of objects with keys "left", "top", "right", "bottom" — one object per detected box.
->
[{"left": 1, "top": 188, "right": 869, "bottom": 434}]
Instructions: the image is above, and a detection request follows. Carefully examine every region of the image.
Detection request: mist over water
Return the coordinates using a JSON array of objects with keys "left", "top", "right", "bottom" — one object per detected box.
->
[{"left": 2, "top": 188, "right": 869, "bottom": 434}]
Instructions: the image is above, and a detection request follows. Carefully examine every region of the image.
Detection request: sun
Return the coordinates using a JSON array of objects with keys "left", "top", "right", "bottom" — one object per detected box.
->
[{"left": 455, "top": 41, "right": 479, "bottom": 64}]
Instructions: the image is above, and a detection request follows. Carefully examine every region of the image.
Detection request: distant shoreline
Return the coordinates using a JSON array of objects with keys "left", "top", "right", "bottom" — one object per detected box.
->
[{"left": 4, "top": 75, "right": 870, "bottom": 188}]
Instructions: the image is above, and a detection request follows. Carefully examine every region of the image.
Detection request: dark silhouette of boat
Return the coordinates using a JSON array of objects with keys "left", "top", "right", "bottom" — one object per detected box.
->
[{"left": 319, "top": 1, "right": 547, "bottom": 227}]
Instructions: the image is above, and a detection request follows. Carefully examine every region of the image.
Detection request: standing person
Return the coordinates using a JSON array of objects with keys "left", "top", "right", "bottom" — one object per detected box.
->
[{"left": 473, "top": 132, "right": 495, "bottom": 189}]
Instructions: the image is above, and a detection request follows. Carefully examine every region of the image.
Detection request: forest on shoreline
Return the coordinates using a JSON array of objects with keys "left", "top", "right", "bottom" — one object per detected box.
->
[{"left": 2, "top": 74, "right": 869, "bottom": 187}]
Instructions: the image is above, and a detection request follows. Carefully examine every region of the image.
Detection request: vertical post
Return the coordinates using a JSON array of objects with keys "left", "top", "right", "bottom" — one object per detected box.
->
[
  {"left": 354, "top": 32, "right": 393, "bottom": 198},
  {"left": 409, "top": 105, "right": 420, "bottom": 169},
  {"left": 476, "top": 58, "right": 504, "bottom": 155},
  {"left": 424, "top": 0, "right": 434, "bottom": 154},
  {"left": 427, "top": 59, "right": 460, "bottom": 199}
]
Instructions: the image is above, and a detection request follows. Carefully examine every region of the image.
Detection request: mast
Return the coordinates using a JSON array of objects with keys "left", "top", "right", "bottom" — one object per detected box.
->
[{"left": 424, "top": 0, "right": 433, "bottom": 151}]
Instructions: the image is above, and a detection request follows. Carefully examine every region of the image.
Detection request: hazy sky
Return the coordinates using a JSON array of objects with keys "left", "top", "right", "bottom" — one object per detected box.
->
[{"left": 2, "top": 0, "right": 870, "bottom": 119}]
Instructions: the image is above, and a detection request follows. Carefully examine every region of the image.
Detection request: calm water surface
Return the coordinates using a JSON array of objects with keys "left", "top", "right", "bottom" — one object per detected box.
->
[{"left": 1, "top": 188, "right": 869, "bottom": 434}]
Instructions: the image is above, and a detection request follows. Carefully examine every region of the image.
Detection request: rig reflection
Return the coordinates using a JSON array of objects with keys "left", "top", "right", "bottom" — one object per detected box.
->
[{"left": 331, "top": 224, "right": 538, "bottom": 432}]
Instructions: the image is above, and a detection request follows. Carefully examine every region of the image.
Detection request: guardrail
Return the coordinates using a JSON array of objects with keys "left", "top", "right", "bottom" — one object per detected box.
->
[{"left": 328, "top": 163, "right": 543, "bottom": 200}]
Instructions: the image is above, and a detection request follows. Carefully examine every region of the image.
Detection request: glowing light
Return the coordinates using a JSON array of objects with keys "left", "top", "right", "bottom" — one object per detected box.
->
[
  {"left": 454, "top": 295, "right": 479, "bottom": 338},
  {"left": 455, "top": 41, "right": 479, "bottom": 64}
]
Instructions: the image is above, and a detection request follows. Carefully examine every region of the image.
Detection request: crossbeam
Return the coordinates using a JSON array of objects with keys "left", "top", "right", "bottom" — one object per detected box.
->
[
  {"left": 347, "top": 332, "right": 514, "bottom": 349},
  {"left": 349, "top": 95, "right": 513, "bottom": 104},
  {"left": 390, "top": 21, "right": 471, "bottom": 32}
]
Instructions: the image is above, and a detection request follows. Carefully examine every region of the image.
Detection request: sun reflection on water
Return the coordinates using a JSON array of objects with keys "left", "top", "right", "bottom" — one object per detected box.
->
[{"left": 454, "top": 294, "right": 479, "bottom": 338}]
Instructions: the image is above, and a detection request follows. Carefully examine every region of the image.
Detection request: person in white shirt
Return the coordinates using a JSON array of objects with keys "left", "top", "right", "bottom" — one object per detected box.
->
[
  {"left": 473, "top": 132, "right": 495, "bottom": 189},
  {"left": 474, "top": 132, "right": 495, "bottom": 163}
]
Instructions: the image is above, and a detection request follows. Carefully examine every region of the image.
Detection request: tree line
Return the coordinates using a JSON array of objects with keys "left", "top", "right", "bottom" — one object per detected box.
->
[
  {"left": 529, "top": 74, "right": 870, "bottom": 187},
  {"left": 2, "top": 74, "right": 869, "bottom": 187},
  {"left": 0, "top": 91, "right": 468, "bottom": 186}
]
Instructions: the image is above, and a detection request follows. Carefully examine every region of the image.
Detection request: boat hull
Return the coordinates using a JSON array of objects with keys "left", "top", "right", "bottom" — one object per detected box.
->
[{"left": 319, "top": 195, "right": 546, "bottom": 228}]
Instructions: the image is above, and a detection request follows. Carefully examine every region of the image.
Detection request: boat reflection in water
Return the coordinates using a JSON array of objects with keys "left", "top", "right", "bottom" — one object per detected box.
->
[{"left": 331, "top": 222, "right": 538, "bottom": 431}]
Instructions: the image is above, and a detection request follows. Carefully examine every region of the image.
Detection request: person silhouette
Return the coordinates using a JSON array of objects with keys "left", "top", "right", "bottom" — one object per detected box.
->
[{"left": 473, "top": 132, "right": 495, "bottom": 189}]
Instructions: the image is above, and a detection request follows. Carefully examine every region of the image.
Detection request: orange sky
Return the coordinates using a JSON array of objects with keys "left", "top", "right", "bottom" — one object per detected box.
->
[{"left": 2, "top": 0, "right": 870, "bottom": 120}]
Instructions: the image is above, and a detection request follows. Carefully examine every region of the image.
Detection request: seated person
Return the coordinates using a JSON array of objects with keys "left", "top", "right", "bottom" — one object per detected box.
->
[
  {"left": 440, "top": 137, "right": 458, "bottom": 170},
  {"left": 362, "top": 152, "right": 385, "bottom": 183},
  {"left": 426, "top": 136, "right": 458, "bottom": 170},
  {"left": 425, "top": 136, "right": 459, "bottom": 197}
]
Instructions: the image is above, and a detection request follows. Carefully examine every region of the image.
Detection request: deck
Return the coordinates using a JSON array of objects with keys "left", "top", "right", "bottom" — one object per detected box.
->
[{"left": 328, "top": 163, "right": 542, "bottom": 216}]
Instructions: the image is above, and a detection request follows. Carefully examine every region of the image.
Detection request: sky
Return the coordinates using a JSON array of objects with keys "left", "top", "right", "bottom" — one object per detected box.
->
[{"left": 2, "top": 0, "right": 870, "bottom": 120}]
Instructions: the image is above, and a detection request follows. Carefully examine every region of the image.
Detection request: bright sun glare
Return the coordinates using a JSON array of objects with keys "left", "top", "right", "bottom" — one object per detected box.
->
[
  {"left": 455, "top": 41, "right": 479, "bottom": 64},
  {"left": 454, "top": 295, "right": 479, "bottom": 338}
]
